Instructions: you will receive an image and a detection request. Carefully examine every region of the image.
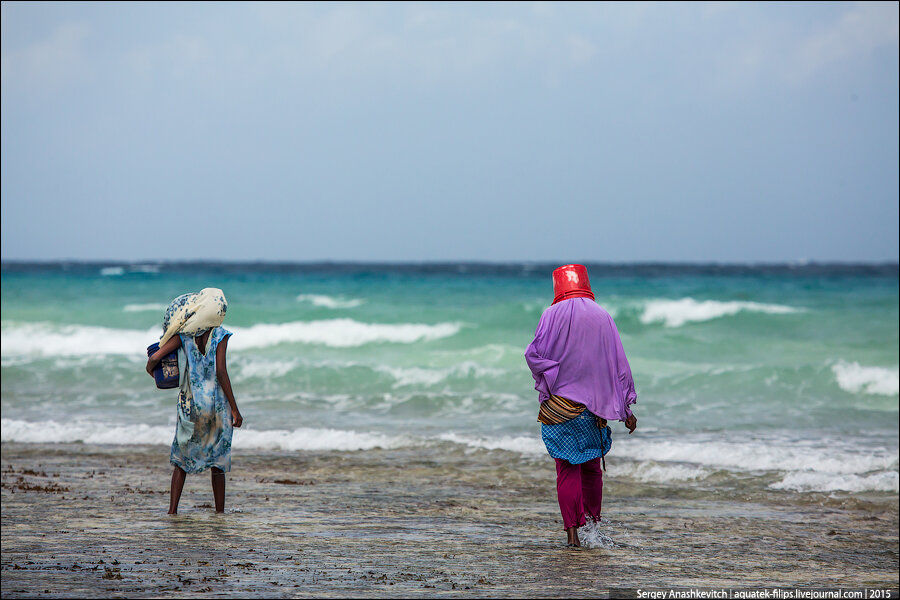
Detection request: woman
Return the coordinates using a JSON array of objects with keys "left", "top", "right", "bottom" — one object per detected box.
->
[
  {"left": 525, "top": 265, "right": 637, "bottom": 547},
  {"left": 146, "top": 288, "right": 243, "bottom": 514}
]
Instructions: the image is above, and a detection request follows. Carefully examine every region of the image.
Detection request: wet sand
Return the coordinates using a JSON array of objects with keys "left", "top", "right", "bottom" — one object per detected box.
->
[{"left": 2, "top": 442, "right": 898, "bottom": 597}]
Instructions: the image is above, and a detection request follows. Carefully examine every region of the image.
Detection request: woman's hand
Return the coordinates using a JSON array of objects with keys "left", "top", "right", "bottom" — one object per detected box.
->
[
  {"left": 232, "top": 410, "right": 243, "bottom": 428},
  {"left": 146, "top": 358, "right": 157, "bottom": 377},
  {"left": 624, "top": 413, "right": 637, "bottom": 434}
]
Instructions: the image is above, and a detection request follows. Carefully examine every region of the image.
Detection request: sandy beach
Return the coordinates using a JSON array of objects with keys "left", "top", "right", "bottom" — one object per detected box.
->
[{"left": 2, "top": 441, "right": 897, "bottom": 597}]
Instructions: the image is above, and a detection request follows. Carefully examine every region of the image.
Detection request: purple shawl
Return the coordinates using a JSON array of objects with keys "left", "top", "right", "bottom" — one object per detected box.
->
[{"left": 525, "top": 297, "right": 637, "bottom": 421}]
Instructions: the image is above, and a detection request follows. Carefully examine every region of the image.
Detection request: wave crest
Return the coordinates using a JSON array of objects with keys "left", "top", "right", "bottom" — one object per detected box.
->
[
  {"left": 0, "top": 419, "right": 413, "bottom": 452},
  {"left": 618, "top": 436, "right": 899, "bottom": 492},
  {"left": 100, "top": 265, "right": 160, "bottom": 276},
  {"left": 231, "top": 319, "right": 461, "bottom": 349},
  {"left": 640, "top": 298, "right": 800, "bottom": 327},
  {"left": 376, "top": 362, "right": 507, "bottom": 388},
  {"left": 770, "top": 470, "right": 899, "bottom": 493},
  {"left": 296, "top": 294, "right": 365, "bottom": 309},
  {"left": 624, "top": 438, "right": 897, "bottom": 475},
  {"left": 0, "top": 322, "right": 158, "bottom": 357},
  {"left": 123, "top": 303, "right": 168, "bottom": 313},
  {"left": 832, "top": 361, "right": 899, "bottom": 396},
  {"left": 0, "top": 318, "right": 462, "bottom": 357},
  {"left": 437, "top": 433, "right": 544, "bottom": 455}
]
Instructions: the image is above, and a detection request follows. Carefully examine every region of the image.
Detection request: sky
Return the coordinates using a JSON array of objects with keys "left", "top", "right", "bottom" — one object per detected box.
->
[{"left": 1, "top": 1, "right": 898, "bottom": 263}]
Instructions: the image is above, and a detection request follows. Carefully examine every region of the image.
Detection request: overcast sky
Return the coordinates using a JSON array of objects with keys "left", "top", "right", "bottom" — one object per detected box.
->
[{"left": 2, "top": 1, "right": 898, "bottom": 263}]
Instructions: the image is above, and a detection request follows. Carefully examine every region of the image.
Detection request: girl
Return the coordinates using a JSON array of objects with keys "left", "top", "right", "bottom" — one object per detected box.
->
[
  {"left": 525, "top": 265, "right": 637, "bottom": 547},
  {"left": 146, "top": 288, "right": 243, "bottom": 514}
]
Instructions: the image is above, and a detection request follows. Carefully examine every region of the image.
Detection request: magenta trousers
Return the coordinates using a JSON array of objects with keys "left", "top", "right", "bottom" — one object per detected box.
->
[{"left": 555, "top": 457, "right": 603, "bottom": 530}]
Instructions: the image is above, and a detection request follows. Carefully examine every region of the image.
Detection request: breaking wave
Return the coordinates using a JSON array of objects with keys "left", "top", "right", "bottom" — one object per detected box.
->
[
  {"left": 3, "top": 419, "right": 896, "bottom": 492},
  {"left": 0, "top": 419, "right": 413, "bottom": 452},
  {"left": 640, "top": 298, "right": 801, "bottom": 327},
  {"left": 437, "top": 433, "right": 544, "bottom": 455},
  {"left": 623, "top": 437, "right": 897, "bottom": 475},
  {"left": 770, "top": 470, "right": 899, "bottom": 493},
  {"left": 231, "top": 319, "right": 461, "bottom": 349},
  {"left": 296, "top": 294, "right": 365, "bottom": 309},
  {"left": 100, "top": 265, "right": 160, "bottom": 276},
  {"left": 376, "top": 362, "right": 507, "bottom": 388},
  {"left": 0, "top": 322, "right": 159, "bottom": 357},
  {"left": 0, "top": 318, "right": 462, "bottom": 357},
  {"left": 619, "top": 435, "right": 898, "bottom": 493},
  {"left": 832, "top": 361, "right": 899, "bottom": 396},
  {"left": 123, "top": 303, "right": 168, "bottom": 313}
]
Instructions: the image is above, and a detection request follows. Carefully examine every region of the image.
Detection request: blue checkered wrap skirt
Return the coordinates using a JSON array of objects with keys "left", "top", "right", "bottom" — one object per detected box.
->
[{"left": 541, "top": 411, "right": 612, "bottom": 465}]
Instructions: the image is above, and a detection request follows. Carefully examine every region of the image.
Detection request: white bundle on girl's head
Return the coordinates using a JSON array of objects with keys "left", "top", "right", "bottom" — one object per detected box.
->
[{"left": 159, "top": 288, "right": 228, "bottom": 346}]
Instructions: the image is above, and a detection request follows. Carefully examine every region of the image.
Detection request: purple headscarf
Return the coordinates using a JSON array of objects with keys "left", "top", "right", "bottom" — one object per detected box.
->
[{"left": 525, "top": 297, "right": 636, "bottom": 421}]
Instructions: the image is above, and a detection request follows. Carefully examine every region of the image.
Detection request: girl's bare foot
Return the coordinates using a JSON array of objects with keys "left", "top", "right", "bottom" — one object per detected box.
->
[
  {"left": 566, "top": 526, "right": 580, "bottom": 547},
  {"left": 211, "top": 467, "right": 225, "bottom": 512},
  {"left": 169, "top": 466, "right": 186, "bottom": 514}
]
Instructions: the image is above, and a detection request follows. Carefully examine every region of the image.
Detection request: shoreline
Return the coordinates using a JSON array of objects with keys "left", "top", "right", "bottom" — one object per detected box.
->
[{"left": 2, "top": 442, "right": 898, "bottom": 597}]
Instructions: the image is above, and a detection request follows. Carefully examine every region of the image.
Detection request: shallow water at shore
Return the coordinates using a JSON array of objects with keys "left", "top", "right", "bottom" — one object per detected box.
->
[{"left": 2, "top": 442, "right": 897, "bottom": 597}]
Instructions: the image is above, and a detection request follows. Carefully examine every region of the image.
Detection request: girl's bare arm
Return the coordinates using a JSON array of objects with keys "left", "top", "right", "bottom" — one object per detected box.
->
[
  {"left": 216, "top": 335, "right": 242, "bottom": 427},
  {"left": 146, "top": 335, "right": 182, "bottom": 376}
]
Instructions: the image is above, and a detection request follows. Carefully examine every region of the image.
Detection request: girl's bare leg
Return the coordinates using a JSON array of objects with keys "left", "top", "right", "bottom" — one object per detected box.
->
[
  {"left": 211, "top": 467, "right": 225, "bottom": 512},
  {"left": 169, "top": 466, "right": 186, "bottom": 514}
]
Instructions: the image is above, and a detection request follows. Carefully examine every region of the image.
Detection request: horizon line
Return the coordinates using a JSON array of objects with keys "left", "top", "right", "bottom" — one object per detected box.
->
[{"left": 2, "top": 258, "right": 898, "bottom": 267}]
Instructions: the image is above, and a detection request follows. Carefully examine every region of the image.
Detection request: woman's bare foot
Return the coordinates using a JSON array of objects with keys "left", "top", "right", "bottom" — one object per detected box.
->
[{"left": 566, "top": 526, "right": 581, "bottom": 547}]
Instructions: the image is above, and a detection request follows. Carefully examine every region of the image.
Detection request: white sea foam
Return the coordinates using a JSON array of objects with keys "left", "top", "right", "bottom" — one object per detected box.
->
[
  {"left": 123, "top": 303, "right": 168, "bottom": 313},
  {"left": 832, "top": 361, "right": 899, "bottom": 396},
  {"left": 1, "top": 419, "right": 174, "bottom": 445},
  {"left": 623, "top": 437, "right": 898, "bottom": 475},
  {"left": 131, "top": 264, "right": 160, "bottom": 274},
  {"left": 0, "top": 322, "right": 159, "bottom": 357},
  {"left": 0, "top": 318, "right": 462, "bottom": 358},
  {"left": 4, "top": 416, "right": 897, "bottom": 492},
  {"left": 432, "top": 344, "right": 523, "bottom": 366},
  {"left": 378, "top": 366, "right": 450, "bottom": 387},
  {"left": 640, "top": 298, "right": 800, "bottom": 327},
  {"left": 99, "top": 265, "right": 159, "bottom": 276},
  {"left": 616, "top": 435, "right": 900, "bottom": 492},
  {"left": 296, "top": 294, "right": 365, "bottom": 309},
  {"left": 624, "top": 462, "right": 712, "bottom": 483},
  {"left": 376, "top": 362, "right": 507, "bottom": 388},
  {"left": 230, "top": 319, "right": 462, "bottom": 349},
  {"left": 528, "top": 433, "right": 900, "bottom": 492},
  {"left": 235, "top": 427, "right": 411, "bottom": 451},
  {"left": 235, "top": 359, "right": 299, "bottom": 380},
  {"left": 242, "top": 360, "right": 300, "bottom": 380},
  {"left": 0, "top": 419, "right": 414, "bottom": 452},
  {"left": 437, "top": 433, "right": 545, "bottom": 455},
  {"left": 770, "top": 470, "right": 899, "bottom": 493}
]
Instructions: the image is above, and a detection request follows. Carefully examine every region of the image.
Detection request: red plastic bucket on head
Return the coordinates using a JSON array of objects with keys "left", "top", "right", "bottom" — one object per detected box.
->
[{"left": 552, "top": 264, "right": 594, "bottom": 305}]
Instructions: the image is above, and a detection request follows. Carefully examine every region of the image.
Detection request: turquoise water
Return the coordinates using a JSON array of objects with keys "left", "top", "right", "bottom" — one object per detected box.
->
[{"left": 2, "top": 262, "right": 897, "bottom": 495}]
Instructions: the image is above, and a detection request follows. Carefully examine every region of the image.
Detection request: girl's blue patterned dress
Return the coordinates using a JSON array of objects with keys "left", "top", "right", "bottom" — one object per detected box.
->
[{"left": 170, "top": 327, "right": 233, "bottom": 474}]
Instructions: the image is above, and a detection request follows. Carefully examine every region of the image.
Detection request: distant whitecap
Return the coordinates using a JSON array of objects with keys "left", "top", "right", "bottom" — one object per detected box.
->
[{"left": 296, "top": 294, "right": 365, "bottom": 309}]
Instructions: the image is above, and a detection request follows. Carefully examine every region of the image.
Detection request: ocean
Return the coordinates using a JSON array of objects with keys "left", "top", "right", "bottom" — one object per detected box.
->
[{"left": 2, "top": 261, "right": 898, "bottom": 502}]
